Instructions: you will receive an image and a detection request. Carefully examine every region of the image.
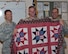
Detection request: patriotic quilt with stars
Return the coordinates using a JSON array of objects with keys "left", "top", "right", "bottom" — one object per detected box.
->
[{"left": 12, "top": 20, "right": 61, "bottom": 54}]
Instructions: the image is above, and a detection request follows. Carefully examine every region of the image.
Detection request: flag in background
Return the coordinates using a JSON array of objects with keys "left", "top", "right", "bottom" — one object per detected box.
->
[
  {"left": 33, "top": 0, "right": 38, "bottom": 17},
  {"left": 33, "top": 0, "right": 37, "bottom": 6}
]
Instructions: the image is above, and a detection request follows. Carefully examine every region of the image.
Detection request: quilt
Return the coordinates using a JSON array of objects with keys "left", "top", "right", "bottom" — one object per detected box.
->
[{"left": 12, "top": 19, "right": 61, "bottom": 54}]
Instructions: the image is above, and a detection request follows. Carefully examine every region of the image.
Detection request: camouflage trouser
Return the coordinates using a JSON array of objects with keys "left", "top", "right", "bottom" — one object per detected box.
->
[
  {"left": 59, "top": 46, "right": 65, "bottom": 54},
  {"left": 2, "top": 47, "right": 11, "bottom": 54}
]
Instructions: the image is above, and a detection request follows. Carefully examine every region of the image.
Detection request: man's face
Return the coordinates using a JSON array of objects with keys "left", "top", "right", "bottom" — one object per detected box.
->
[
  {"left": 52, "top": 9, "right": 59, "bottom": 19},
  {"left": 29, "top": 8, "right": 36, "bottom": 17},
  {"left": 5, "top": 11, "right": 12, "bottom": 22}
]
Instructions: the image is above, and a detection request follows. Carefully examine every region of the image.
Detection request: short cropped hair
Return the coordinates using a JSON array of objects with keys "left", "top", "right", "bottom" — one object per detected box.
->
[
  {"left": 29, "top": 6, "right": 36, "bottom": 10},
  {"left": 4, "top": 10, "right": 12, "bottom": 15},
  {"left": 52, "top": 8, "right": 59, "bottom": 13}
]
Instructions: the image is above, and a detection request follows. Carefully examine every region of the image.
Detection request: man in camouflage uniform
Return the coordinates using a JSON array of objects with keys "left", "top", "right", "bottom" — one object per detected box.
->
[
  {"left": 0, "top": 10, "right": 16, "bottom": 54},
  {"left": 50, "top": 8, "right": 68, "bottom": 54}
]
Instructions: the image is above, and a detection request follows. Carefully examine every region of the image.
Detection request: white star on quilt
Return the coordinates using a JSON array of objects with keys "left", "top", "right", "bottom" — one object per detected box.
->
[
  {"left": 34, "top": 48, "right": 47, "bottom": 54},
  {"left": 51, "top": 28, "right": 59, "bottom": 40},
  {"left": 16, "top": 29, "right": 27, "bottom": 45},
  {"left": 33, "top": 28, "right": 46, "bottom": 43}
]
